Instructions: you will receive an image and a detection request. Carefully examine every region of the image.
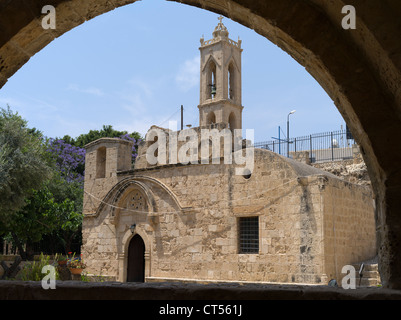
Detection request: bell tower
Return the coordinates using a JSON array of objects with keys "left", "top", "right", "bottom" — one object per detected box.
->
[{"left": 198, "top": 16, "right": 244, "bottom": 130}]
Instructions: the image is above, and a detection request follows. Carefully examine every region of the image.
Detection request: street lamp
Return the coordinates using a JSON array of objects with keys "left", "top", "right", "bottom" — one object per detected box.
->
[{"left": 287, "top": 110, "right": 296, "bottom": 158}]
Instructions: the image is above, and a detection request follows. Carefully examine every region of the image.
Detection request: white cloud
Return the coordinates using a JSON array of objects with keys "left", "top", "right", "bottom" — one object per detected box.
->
[
  {"left": 0, "top": 93, "right": 60, "bottom": 113},
  {"left": 0, "top": 94, "right": 97, "bottom": 138},
  {"left": 175, "top": 56, "right": 199, "bottom": 92},
  {"left": 0, "top": 94, "right": 62, "bottom": 133},
  {"left": 66, "top": 84, "right": 104, "bottom": 96},
  {"left": 127, "top": 77, "right": 153, "bottom": 98},
  {"left": 121, "top": 92, "right": 148, "bottom": 116},
  {"left": 115, "top": 77, "right": 154, "bottom": 117}
]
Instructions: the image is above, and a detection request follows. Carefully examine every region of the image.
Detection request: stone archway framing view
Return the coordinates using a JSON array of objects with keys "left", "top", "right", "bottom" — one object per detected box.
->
[{"left": 1, "top": 0, "right": 401, "bottom": 289}]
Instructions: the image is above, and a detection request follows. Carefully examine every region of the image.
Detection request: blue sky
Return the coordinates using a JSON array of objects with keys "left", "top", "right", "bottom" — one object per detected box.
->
[{"left": 0, "top": 0, "right": 346, "bottom": 142}]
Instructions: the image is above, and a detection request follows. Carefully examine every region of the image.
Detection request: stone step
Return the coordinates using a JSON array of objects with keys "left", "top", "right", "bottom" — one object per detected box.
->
[
  {"left": 357, "top": 277, "right": 381, "bottom": 287},
  {"left": 352, "top": 261, "right": 381, "bottom": 287},
  {"left": 353, "top": 263, "right": 379, "bottom": 272}
]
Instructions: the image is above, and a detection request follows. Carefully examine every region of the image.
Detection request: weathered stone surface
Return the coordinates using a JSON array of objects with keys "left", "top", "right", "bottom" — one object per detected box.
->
[
  {"left": 81, "top": 136, "right": 376, "bottom": 286},
  {"left": 0, "top": 280, "right": 400, "bottom": 300},
  {"left": 1, "top": 0, "right": 401, "bottom": 289},
  {"left": 312, "top": 159, "right": 371, "bottom": 187}
]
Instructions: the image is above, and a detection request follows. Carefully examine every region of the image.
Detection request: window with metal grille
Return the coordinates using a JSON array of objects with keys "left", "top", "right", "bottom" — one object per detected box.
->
[{"left": 238, "top": 216, "right": 259, "bottom": 254}]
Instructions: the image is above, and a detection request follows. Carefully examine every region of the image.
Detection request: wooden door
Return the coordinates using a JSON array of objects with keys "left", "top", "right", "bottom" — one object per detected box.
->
[{"left": 127, "top": 234, "right": 145, "bottom": 282}]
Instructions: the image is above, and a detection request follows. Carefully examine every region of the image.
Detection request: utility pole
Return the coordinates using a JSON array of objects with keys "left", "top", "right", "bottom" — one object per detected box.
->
[
  {"left": 181, "top": 105, "right": 183, "bottom": 131},
  {"left": 278, "top": 126, "right": 281, "bottom": 155}
]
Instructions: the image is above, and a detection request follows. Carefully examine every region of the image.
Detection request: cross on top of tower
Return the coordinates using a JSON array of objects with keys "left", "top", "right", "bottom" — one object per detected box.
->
[{"left": 212, "top": 15, "right": 229, "bottom": 39}]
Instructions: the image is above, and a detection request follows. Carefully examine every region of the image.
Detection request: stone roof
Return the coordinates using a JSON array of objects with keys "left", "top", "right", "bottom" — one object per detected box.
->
[
  {"left": 255, "top": 148, "right": 339, "bottom": 180},
  {"left": 284, "top": 156, "right": 339, "bottom": 179}
]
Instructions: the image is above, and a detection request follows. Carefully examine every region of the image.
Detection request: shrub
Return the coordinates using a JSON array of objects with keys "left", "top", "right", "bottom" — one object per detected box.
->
[{"left": 19, "top": 253, "right": 59, "bottom": 281}]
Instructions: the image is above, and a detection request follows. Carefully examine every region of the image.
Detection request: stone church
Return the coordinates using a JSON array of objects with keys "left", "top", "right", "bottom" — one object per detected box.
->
[{"left": 81, "top": 18, "right": 376, "bottom": 285}]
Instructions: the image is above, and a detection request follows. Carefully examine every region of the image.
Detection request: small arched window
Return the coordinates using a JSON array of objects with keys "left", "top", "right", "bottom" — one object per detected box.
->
[
  {"left": 207, "top": 111, "right": 216, "bottom": 125},
  {"left": 207, "top": 61, "right": 217, "bottom": 99},
  {"left": 96, "top": 147, "right": 106, "bottom": 179},
  {"left": 228, "top": 112, "right": 236, "bottom": 130},
  {"left": 228, "top": 63, "right": 235, "bottom": 100}
]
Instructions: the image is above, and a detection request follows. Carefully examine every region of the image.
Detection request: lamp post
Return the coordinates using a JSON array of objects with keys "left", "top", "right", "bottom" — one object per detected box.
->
[{"left": 287, "top": 110, "right": 296, "bottom": 157}]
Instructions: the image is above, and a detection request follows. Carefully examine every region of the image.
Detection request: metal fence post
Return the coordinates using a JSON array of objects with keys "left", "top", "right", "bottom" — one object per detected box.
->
[{"left": 331, "top": 131, "right": 334, "bottom": 161}]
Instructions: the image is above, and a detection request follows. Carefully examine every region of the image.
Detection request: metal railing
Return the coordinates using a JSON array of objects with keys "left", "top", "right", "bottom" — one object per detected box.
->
[{"left": 254, "top": 129, "right": 357, "bottom": 163}]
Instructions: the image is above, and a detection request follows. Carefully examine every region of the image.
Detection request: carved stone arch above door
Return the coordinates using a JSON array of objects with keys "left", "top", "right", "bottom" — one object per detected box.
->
[{"left": 107, "top": 179, "right": 157, "bottom": 225}]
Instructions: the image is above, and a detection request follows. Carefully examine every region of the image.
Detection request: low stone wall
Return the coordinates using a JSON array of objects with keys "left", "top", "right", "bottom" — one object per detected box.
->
[{"left": 0, "top": 280, "right": 400, "bottom": 300}]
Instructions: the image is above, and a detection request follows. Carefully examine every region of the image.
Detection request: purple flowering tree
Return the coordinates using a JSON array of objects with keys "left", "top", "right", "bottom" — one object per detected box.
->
[
  {"left": 118, "top": 133, "right": 142, "bottom": 162},
  {"left": 46, "top": 138, "right": 86, "bottom": 184},
  {"left": 46, "top": 133, "right": 141, "bottom": 183}
]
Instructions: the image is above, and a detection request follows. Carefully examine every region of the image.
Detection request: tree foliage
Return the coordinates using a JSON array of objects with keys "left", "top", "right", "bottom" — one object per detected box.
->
[
  {"left": 63, "top": 124, "right": 141, "bottom": 149},
  {"left": 62, "top": 125, "right": 142, "bottom": 162},
  {"left": 1, "top": 111, "right": 143, "bottom": 258},
  {"left": 10, "top": 138, "right": 86, "bottom": 258},
  {"left": 0, "top": 107, "right": 51, "bottom": 226},
  {"left": 8, "top": 186, "right": 82, "bottom": 259}
]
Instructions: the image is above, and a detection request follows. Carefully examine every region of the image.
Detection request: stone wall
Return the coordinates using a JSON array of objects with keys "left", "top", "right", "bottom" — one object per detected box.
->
[
  {"left": 83, "top": 138, "right": 133, "bottom": 215},
  {"left": 134, "top": 151, "right": 315, "bottom": 284},
  {"left": 320, "top": 177, "right": 376, "bottom": 282},
  {"left": 81, "top": 141, "right": 376, "bottom": 285},
  {"left": 2, "top": 280, "right": 401, "bottom": 300},
  {"left": 83, "top": 149, "right": 320, "bottom": 283}
]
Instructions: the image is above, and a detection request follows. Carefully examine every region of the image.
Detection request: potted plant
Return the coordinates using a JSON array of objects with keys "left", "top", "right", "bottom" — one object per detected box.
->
[
  {"left": 56, "top": 254, "right": 68, "bottom": 266},
  {"left": 68, "top": 254, "right": 87, "bottom": 275}
]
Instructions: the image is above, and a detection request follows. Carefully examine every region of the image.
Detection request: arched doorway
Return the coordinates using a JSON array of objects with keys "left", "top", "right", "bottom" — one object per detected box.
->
[{"left": 127, "top": 234, "right": 145, "bottom": 282}]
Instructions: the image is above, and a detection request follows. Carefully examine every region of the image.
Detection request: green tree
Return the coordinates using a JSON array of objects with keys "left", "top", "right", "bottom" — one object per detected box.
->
[
  {"left": 65, "top": 124, "right": 141, "bottom": 148},
  {"left": 7, "top": 186, "right": 82, "bottom": 260},
  {"left": 43, "top": 170, "right": 84, "bottom": 254},
  {"left": 1, "top": 116, "right": 143, "bottom": 260},
  {"left": 0, "top": 106, "right": 51, "bottom": 226},
  {"left": 6, "top": 138, "right": 85, "bottom": 258}
]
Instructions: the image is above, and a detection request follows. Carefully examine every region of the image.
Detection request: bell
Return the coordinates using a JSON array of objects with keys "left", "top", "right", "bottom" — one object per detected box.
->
[{"left": 211, "top": 84, "right": 217, "bottom": 96}]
